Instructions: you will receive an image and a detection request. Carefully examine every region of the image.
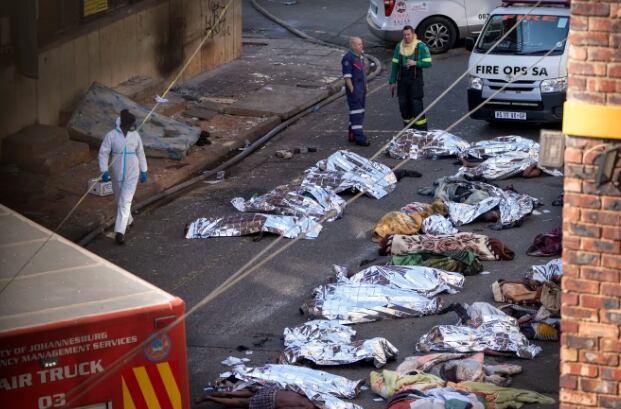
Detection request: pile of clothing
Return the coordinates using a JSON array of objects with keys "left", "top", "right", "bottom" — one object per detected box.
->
[
  {"left": 526, "top": 228, "right": 562, "bottom": 256},
  {"left": 456, "top": 136, "right": 563, "bottom": 181},
  {"left": 491, "top": 259, "right": 562, "bottom": 341},
  {"left": 301, "top": 264, "right": 464, "bottom": 323},
  {"left": 418, "top": 176, "right": 538, "bottom": 229},
  {"left": 186, "top": 150, "right": 397, "bottom": 239},
  {"left": 280, "top": 320, "right": 398, "bottom": 368},
  {"left": 416, "top": 302, "right": 543, "bottom": 359}
]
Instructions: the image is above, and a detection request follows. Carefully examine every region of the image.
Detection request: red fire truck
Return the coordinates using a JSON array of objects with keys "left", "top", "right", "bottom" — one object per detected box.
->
[{"left": 0, "top": 204, "right": 190, "bottom": 408}]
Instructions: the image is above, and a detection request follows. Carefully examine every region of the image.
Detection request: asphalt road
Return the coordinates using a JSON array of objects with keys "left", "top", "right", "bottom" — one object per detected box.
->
[{"left": 88, "top": 1, "right": 562, "bottom": 407}]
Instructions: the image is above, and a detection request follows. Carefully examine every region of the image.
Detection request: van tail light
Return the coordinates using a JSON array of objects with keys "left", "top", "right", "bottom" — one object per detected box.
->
[{"left": 384, "top": 0, "right": 396, "bottom": 16}]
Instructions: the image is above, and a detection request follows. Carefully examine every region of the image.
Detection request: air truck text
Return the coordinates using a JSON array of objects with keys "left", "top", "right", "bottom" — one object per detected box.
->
[
  {"left": 475, "top": 65, "right": 549, "bottom": 76},
  {"left": 0, "top": 360, "right": 104, "bottom": 390}
]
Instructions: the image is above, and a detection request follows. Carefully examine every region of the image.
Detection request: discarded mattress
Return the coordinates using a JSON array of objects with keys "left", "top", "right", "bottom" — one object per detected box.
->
[
  {"left": 302, "top": 150, "right": 397, "bottom": 199},
  {"left": 185, "top": 214, "right": 322, "bottom": 239},
  {"left": 387, "top": 129, "right": 470, "bottom": 160},
  {"left": 67, "top": 82, "right": 200, "bottom": 160},
  {"left": 231, "top": 184, "right": 345, "bottom": 222},
  {"left": 225, "top": 364, "right": 365, "bottom": 409},
  {"left": 301, "top": 270, "right": 443, "bottom": 324},
  {"left": 416, "top": 302, "right": 542, "bottom": 359}
]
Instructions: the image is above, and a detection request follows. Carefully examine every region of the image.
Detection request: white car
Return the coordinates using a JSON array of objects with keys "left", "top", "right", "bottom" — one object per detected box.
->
[{"left": 367, "top": 0, "right": 500, "bottom": 53}]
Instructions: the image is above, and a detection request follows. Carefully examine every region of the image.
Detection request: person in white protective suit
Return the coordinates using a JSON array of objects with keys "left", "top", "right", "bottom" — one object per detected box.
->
[{"left": 98, "top": 109, "right": 148, "bottom": 245}]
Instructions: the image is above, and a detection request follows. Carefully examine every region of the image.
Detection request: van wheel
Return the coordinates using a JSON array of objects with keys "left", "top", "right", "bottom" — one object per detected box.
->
[{"left": 417, "top": 17, "right": 456, "bottom": 54}]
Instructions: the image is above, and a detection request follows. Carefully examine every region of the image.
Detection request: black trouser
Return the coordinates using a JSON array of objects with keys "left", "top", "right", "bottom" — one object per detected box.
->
[{"left": 397, "top": 70, "right": 428, "bottom": 130}]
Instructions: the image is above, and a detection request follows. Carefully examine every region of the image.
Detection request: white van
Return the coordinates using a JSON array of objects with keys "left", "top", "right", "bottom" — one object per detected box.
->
[
  {"left": 367, "top": 0, "right": 500, "bottom": 53},
  {"left": 466, "top": 0, "right": 570, "bottom": 123}
]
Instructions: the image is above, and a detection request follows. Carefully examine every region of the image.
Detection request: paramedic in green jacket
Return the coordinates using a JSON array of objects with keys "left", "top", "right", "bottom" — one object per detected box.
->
[{"left": 389, "top": 25, "right": 432, "bottom": 130}]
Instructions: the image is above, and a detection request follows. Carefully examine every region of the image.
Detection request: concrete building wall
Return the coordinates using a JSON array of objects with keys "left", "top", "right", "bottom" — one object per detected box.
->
[
  {"left": 560, "top": 1, "right": 621, "bottom": 408},
  {"left": 0, "top": 0, "right": 241, "bottom": 141}
]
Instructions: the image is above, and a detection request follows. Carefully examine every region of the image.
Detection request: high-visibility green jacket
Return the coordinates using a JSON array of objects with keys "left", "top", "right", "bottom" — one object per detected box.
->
[{"left": 389, "top": 40, "right": 432, "bottom": 84}]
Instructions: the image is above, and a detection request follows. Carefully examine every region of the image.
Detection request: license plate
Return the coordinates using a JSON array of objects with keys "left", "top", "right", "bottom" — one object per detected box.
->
[
  {"left": 371, "top": 2, "right": 378, "bottom": 14},
  {"left": 495, "top": 111, "right": 527, "bottom": 120}
]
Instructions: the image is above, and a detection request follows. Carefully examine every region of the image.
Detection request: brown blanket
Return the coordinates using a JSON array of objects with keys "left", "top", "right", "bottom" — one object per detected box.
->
[{"left": 381, "top": 232, "right": 514, "bottom": 261}]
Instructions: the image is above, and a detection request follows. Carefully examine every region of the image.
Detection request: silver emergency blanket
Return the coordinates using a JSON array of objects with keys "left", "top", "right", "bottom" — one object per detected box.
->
[
  {"left": 424, "top": 176, "right": 537, "bottom": 228},
  {"left": 301, "top": 272, "right": 443, "bottom": 324},
  {"left": 227, "top": 364, "right": 364, "bottom": 409},
  {"left": 525, "top": 258, "right": 562, "bottom": 283},
  {"left": 387, "top": 129, "right": 470, "bottom": 159},
  {"left": 282, "top": 319, "right": 398, "bottom": 368},
  {"left": 284, "top": 320, "right": 356, "bottom": 346},
  {"left": 185, "top": 214, "right": 322, "bottom": 239},
  {"left": 461, "top": 136, "right": 538, "bottom": 160},
  {"left": 336, "top": 264, "right": 464, "bottom": 297},
  {"left": 421, "top": 214, "right": 458, "bottom": 235},
  {"left": 417, "top": 302, "right": 542, "bottom": 359},
  {"left": 458, "top": 136, "right": 563, "bottom": 180},
  {"left": 231, "top": 184, "right": 345, "bottom": 222},
  {"left": 302, "top": 150, "right": 397, "bottom": 199}
]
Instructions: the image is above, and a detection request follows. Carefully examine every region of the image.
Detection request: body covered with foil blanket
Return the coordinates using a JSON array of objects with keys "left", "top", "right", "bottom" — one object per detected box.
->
[
  {"left": 420, "top": 176, "right": 537, "bottom": 228},
  {"left": 338, "top": 264, "right": 464, "bottom": 297},
  {"left": 227, "top": 364, "right": 364, "bottom": 409},
  {"left": 302, "top": 150, "right": 397, "bottom": 199},
  {"left": 231, "top": 184, "right": 345, "bottom": 222},
  {"left": 387, "top": 129, "right": 470, "bottom": 160},
  {"left": 301, "top": 270, "right": 443, "bottom": 323},
  {"left": 281, "top": 320, "right": 398, "bottom": 368},
  {"left": 416, "top": 302, "right": 542, "bottom": 359},
  {"left": 185, "top": 214, "right": 322, "bottom": 239}
]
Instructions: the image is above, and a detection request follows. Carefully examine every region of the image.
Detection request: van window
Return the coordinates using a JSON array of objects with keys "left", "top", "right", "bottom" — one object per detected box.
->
[{"left": 476, "top": 14, "right": 569, "bottom": 55}]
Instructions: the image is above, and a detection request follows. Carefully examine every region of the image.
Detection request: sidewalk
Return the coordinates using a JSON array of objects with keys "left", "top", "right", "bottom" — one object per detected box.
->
[{"left": 0, "top": 38, "right": 347, "bottom": 242}]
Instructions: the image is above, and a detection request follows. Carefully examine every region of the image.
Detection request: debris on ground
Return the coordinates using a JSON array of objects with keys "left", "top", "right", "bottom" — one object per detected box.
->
[{"left": 526, "top": 228, "right": 562, "bottom": 256}]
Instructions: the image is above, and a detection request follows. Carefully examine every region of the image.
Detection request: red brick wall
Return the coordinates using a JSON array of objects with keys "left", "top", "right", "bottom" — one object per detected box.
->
[
  {"left": 561, "top": 1, "right": 621, "bottom": 408},
  {"left": 566, "top": 1, "right": 621, "bottom": 105}
]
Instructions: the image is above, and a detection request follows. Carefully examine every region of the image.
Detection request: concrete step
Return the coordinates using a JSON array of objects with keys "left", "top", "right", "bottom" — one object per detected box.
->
[
  {"left": 2, "top": 125, "right": 69, "bottom": 165},
  {"left": 20, "top": 140, "right": 91, "bottom": 175}
]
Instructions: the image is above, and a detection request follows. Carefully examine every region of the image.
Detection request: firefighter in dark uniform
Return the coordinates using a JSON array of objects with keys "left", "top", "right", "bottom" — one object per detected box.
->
[
  {"left": 342, "top": 37, "right": 370, "bottom": 146},
  {"left": 389, "top": 25, "right": 432, "bottom": 130}
]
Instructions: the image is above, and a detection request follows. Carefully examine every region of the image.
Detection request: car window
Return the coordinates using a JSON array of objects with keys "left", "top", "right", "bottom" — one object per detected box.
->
[{"left": 476, "top": 14, "right": 569, "bottom": 55}]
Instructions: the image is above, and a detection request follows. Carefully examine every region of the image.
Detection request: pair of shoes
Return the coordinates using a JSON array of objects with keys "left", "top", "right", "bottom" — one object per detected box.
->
[
  {"left": 355, "top": 140, "right": 371, "bottom": 146},
  {"left": 115, "top": 233, "right": 125, "bottom": 245}
]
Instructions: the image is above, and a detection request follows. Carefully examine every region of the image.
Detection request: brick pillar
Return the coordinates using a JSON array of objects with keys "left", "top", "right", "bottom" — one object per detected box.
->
[{"left": 560, "top": 1, "right": 621, "bottom": 409}]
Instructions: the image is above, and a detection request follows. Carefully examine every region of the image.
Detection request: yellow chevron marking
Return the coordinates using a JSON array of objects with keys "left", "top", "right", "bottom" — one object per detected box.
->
[
  {"left": 157, "top": 362, "right": 182, "bottom": 409},
  {"left": 122, "top": 377, "right": 137, "bottom": 409},
  {"left": 133, "top": 366, "right": 162, "bottom": 409}
]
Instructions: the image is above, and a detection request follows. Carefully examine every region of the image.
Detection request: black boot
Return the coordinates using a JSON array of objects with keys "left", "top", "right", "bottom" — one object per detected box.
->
[{"left": 115, "top": 233, "right": 125, "bottom": 245}]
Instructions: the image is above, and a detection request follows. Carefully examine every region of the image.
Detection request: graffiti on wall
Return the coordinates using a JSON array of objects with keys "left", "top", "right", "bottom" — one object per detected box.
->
[{"left": 204, "top": 0, "right": 231, "bottom": 37}]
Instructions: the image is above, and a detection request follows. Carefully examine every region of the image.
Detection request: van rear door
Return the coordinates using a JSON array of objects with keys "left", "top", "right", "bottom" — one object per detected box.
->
[{"left": 465, "top": 0, "right": 500, "bottom": 35}]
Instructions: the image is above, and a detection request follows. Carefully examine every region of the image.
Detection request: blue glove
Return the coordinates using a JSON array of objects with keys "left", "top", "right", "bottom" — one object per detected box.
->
[
  {"left": 140, "top": 171, "right": 148, "bottom": 183},
  {"left": 101, "top": 171, "right": 110, "bottom": 182}
]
